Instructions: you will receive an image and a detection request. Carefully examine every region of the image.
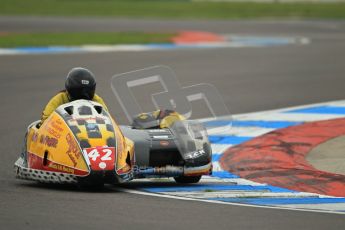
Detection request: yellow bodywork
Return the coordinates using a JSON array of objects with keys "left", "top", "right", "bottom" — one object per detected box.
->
[{"left": 26, "top": 110, "right": 134, "bottom": 176}]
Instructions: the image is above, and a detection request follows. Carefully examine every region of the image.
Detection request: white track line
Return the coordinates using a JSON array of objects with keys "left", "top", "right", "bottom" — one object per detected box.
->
[
  {"left": 211, "top": 144, "right": 232, "bottom": 153},
  {"left": 215, "top": 126, "right": 274, "bottom": 137},
  {"left": 120, "top": 188, "right": 345, "bottom": 215},
  {"left": 235, "top": 113, "right": 343, "bottom": 122},
  {"left": 232, "top": 99, "right": 345, "bottom": 118}
]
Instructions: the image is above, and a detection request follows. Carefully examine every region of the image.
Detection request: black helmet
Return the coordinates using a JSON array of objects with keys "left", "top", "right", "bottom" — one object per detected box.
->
[{"left": 65, "top": 67, "right": 96, "bottom": 101}]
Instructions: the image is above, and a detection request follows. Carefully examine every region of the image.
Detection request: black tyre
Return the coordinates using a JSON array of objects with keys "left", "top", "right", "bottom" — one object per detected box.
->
[
  {"left": 77, "top": 180, "right": 104, "bottom": 191},
  {"left": 77, "top": 174, "right": 104, "bottom": 190},
  {"left": 174, "top": 175, "right": 202, "bottom": 184}
]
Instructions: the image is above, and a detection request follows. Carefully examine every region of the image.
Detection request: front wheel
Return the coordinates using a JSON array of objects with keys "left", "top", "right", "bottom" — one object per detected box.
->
[{"left": 174, "top": 175, "right": 201, "bottom": 184}]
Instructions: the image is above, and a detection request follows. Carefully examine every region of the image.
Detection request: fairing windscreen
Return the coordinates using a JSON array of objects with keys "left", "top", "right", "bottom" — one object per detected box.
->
[
  {"left": 169, "top": 120, "right": 212, "bottom": 161},
  {"left": 56, "top": 100, "right": 117, "bottom": 149}
]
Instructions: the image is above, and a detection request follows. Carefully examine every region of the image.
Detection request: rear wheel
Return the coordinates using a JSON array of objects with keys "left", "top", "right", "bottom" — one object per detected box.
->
[
  {"left": 77, "top": 174, "right": 105, "bottom": 190},
  {"left": 77, "top": 181, "right": 104, "bottom": 191},
  {"left": 174, "top": 175, "right": 201, "bottom": 184}
]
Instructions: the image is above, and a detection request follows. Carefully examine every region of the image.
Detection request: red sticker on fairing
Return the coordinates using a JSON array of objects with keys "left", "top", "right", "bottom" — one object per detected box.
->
[{"left": 83, "top": 147, "right": 116, "bottom": 171}]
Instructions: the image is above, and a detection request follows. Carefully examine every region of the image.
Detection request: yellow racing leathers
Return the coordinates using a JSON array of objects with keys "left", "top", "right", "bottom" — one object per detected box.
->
[
  {"left": 41, "top": 90, "right": 108, "bottom": 125},
  {"left": 131, "top": 109, "right": 185, "bottom": 129}
]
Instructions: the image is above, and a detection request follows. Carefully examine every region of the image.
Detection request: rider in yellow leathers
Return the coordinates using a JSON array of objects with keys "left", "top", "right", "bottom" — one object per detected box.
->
[
  {"left": 40, "top": 67, "right": 108, "bottom": 125},
  {"left": 22, "top": 67, "right": 109, "bottom": 166}
]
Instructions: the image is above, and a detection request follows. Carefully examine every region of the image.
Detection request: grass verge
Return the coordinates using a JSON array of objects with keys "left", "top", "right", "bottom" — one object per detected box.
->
[
  {"left": 0, "top": 0, "right": 345, "bottom": 19},
  {"left": 0, "top": 32, "right": 175, "bottom": 48}
]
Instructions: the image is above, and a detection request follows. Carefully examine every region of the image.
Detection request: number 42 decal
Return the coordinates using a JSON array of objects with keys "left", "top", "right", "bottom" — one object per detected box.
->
[
  {"left": 86, "top": 148, "right": 112, "bottom": 161},
  {"left": 83, "top": 147, "right": 115, "bottom": 170}
]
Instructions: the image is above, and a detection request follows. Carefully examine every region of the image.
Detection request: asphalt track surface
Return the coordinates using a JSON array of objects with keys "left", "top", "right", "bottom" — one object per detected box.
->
[{"left": 1, "top": 17, "right": 345, "bottom": 229}]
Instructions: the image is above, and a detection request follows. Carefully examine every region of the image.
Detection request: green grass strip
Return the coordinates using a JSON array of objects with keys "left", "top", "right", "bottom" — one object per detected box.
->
[
  {"left": 0, "top": 32, "right": 175, "bottom": 48},
  {"left": 0, "top": 0, "right": 345, "bottom": 19}
]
